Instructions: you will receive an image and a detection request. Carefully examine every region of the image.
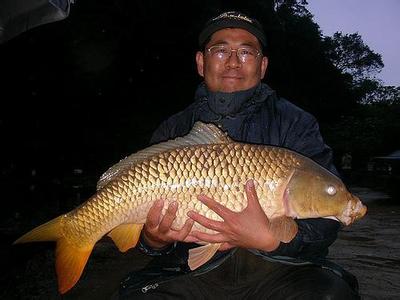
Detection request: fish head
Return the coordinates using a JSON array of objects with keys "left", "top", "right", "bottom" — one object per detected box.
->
[{"left": 284, "top": 164, "right": 367, "bottom": 226}]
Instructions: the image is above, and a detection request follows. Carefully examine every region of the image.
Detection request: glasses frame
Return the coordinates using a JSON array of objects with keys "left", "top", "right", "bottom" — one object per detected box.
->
[{"left": 205, "top": 44, "right": 262, "bottom": 63}]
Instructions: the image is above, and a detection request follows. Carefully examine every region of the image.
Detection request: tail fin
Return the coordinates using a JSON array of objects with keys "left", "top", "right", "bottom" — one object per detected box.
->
[
  {"left": 13, "top": 216, "right": 63, "bottom": 244},
  {"left": 55, "top": 238, "right": 93, "bottom": 294},
  {"left": 14, "top": 216, "right": 94, "bottom": 294}
]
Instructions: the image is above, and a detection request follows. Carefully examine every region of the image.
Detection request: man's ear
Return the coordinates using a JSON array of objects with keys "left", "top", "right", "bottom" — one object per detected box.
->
[
  {"left": 260, "top": 56, "right": 268, "bottom": 79},
  {"left": 196, "top": 51, "right": 204, "bottom": 77}
]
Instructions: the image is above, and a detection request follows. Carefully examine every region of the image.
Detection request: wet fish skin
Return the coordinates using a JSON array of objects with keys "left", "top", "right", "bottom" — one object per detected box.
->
[
  {"left": 13, "top": 122, "right": 367, "bottom": 294},
  {"left": 68, "top": 144, "right": 296, "bottom": 237}
]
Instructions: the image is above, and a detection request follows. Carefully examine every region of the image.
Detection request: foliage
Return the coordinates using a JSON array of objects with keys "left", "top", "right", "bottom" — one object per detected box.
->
[
  {"left": 324, "top": 32, "right": 384, "bottom": 82},
  {"left": 360, "top": 80, "right": 400, "bottom": 104},
  {"left": 324, "top": 101, "right": 400, "bottom": 168},
  {"left": 273, "top": 0, "right": 310, "bottom": 16}
]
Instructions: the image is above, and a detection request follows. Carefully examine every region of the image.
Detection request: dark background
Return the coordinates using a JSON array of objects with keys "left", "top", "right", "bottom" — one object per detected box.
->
[
  {"left": 0, "top": 0, "right": 399, "bottom": 276},
  {"left": 1, "top": 0, "right": 399, "bottom": 221},
  {"left": 0, "top": 1, "right": 399, "bottom": 298}
]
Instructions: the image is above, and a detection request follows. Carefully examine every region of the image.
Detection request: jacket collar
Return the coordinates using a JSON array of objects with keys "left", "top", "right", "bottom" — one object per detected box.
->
[{"left": 194, "top": 82, "right": 274, "bottom": 119}]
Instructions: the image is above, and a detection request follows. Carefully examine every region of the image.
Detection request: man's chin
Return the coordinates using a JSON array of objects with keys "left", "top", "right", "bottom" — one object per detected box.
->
[
  {"left": 206, "top": 80, "right": 251, "bottom": 93},
  {"left": 218, "top": 84, "right": 246, "bottom": 93},
  {"left": 222, "top": 78, "right": 243, "bottom": 89}
]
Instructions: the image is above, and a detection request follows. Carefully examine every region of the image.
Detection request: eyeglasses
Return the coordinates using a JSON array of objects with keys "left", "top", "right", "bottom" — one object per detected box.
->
[{"left": 206, "top": 45, "right": 262, "bottom": 63}]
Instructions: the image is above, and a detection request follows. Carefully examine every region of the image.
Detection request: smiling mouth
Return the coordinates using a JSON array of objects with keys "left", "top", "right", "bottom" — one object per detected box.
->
[{"left": 222, "top": 76, "right": 242, "bottom": 80}]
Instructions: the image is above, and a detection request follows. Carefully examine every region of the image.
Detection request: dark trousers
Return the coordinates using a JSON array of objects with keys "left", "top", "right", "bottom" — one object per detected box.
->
[{"left": 118, "top": 248, "right": 360, "bottom": 299}]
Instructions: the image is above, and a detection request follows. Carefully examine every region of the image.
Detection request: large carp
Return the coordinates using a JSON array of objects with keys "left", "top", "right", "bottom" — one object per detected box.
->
[{"left": 14, "top": 122, "right": 367, "bottom": 294}]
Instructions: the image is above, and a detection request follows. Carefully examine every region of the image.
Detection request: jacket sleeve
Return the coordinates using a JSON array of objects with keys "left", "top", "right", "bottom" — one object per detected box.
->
[
  {"left": 150, "top": 115, "right": 194, "bottom": 144},
  {"left": 263, "top": 104, "right": 341, "bottom": 260},
  {"left": 149, "top": 120, "right": 172, "bottom": 145},
  {"left": 266, "top": 218, "right": 340, "bottom": 260}
]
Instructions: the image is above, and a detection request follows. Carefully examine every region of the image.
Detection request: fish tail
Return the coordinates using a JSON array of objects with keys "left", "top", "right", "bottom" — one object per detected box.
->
[
  {"left": 14, "top": 216, "right": 94, "bottom": 294},
  {"left": 13, "top": 216, "right": 63, "bottom": 244},
  {"left": 55, "top": 238, "right": 93, "bottom": 294}
]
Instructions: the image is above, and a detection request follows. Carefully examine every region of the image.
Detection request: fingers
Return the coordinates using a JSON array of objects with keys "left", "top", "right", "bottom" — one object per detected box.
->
[
  {"left": 189, "top": 230, "right": 227, "bottom": 244},
  {"left": 146, "top": 199, "right": 164, "bottom": 229},
  {"left": 197, "top": 194, "right": 232, "bottom": 219},
  {"left": 174, "top": 218, "right": 195, "bottom": 241},
  {"left": 187, "top": 210, "right": 224, "bottom": 232},
  {"left": 158, "top": 201, "right": 178, "bottom": 233},
  {"left": 245, "top": 179, "right": 261, "bottom": 209},
  {"left": 218, "top": 242, "right": 236, "bottom": 251},
  {"left": 183, "top": 235, "right": 201, "bottom": 243},
  {"left": 145, "top": 199, "right": 196, "bottom": 243}
]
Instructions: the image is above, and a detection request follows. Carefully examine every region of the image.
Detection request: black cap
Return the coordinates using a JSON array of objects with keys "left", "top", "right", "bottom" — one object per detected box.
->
[{"left": 198, "top": 11, "right": 267, "bottom": 48}]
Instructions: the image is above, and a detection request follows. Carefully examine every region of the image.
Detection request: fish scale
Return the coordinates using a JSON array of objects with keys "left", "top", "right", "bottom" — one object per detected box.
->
[
  {"left": 94, "top": 143, "right": 295, "bottom": 233},
  {"left": 67, "top": 143, "right": 289, "bottom": 239},
  {"left": 14, "top": 122, "right": 367, "bottom": 294}
]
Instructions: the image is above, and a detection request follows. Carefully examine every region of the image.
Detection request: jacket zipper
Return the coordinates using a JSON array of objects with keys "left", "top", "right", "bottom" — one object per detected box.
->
[{"left": 141, "top": 283, "right": 159, "bottom": 293}]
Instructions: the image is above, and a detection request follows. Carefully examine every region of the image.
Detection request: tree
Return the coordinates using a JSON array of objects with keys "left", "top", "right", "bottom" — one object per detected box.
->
[
  {"left": 324, "top": 99, "right": 400, "bottom": 169},
  {"left": 362, "top": 81, "right": 400, "bottom": 104},
  {"left": 273, "top": 0, "right": 309, "bottom": 16},
  {"left": 323, "top": 32, "right": 384, "bottom": 82}
]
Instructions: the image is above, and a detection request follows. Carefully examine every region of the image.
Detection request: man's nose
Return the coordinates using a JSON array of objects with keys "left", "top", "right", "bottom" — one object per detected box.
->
[{"left": 225, "top": 50, "right": 242, "bottom": 68}]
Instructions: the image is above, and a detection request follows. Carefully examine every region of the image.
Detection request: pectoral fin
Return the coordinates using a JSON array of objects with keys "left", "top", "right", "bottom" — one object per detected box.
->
[
  {"left": 269, "top": 216, "right": 298, "bottom": 243},
  {"left": 107, "top": 224, "right": 144, "bottom": 252},
  {"left": 188, "top": 243, "right": 221, "bottom": 270}
]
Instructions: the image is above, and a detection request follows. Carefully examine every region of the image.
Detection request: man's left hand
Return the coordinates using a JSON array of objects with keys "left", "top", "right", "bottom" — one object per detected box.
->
[{"left": 187, "top": 179, "right": 280, "bottom": 252}]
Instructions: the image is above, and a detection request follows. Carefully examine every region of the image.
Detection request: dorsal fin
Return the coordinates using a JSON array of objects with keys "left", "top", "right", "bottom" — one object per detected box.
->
[{"left": 96, "top": 122, "right": 231, "bottom": 189}]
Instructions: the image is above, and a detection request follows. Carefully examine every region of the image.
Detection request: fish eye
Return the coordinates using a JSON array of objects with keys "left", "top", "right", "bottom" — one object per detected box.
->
[{"left": 326, "top": 185, "right": 337, "bottom": 196}]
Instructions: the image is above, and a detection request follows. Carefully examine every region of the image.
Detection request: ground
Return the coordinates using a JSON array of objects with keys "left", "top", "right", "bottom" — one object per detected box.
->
[
  {"left": 2, "top": 185, "right": 399, "bottom": 299},
  {"left": 328, "top": 186, "right": 400, "bottom": 299}
]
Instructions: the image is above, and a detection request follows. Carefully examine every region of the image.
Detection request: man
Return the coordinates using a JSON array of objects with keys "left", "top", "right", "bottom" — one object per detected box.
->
[{"left": 117, "top": 11, "right": 360, "bottom": 299}]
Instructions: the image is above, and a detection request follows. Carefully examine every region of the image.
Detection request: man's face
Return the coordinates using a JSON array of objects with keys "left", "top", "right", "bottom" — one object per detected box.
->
[{"left": 196, "top": 28, "right": 268, "bottom": 93}]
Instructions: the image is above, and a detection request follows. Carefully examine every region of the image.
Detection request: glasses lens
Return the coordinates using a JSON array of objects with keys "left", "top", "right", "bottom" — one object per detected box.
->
[
  {"left": 208, "top": 45, "right": 260, "bottom": 63},
  {"left": 238, "top": 47, "right": 258, "bottom": 63},
  {"left": 209, "top": 46, "right": 229, "bottom": 60}
]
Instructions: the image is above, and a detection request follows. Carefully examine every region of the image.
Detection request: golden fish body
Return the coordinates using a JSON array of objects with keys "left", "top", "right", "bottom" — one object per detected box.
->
[
  {"left": 66, "top": 144, "right": 296, "bottom": 244},
  {"left": 14, "top": 122, "right": 367, "bottom": 294}
]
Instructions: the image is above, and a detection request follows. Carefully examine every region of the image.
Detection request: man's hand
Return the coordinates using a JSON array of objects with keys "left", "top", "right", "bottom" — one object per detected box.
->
[
  {"left": 187, "top": 180, "right": 280, "bottom": 252},
  {"left": 142, "top": 199, "right": 196, "bottom": 249}
]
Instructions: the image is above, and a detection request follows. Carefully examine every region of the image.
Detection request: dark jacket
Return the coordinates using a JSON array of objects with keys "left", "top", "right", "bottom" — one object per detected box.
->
[{"left": 121, "top": 82, "right": 344, "bottom": 294}]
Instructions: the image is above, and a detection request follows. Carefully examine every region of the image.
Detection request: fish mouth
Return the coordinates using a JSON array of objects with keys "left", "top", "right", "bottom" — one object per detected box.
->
[{"left": 338, "top": 196, "right": 367, "bottom": 225}]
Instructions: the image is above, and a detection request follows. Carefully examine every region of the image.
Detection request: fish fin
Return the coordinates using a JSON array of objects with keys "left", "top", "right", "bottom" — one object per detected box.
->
[
  {"left": 13, "top": 215, "right": 94, "bottom": 294},
  {"left": 188, "top": 243, "right": 221, "bottom": 270},
  {"left": 55, "top": 238, "right": 93, "bottom": 294},
  {"left": 13, "top": 216, "right": 63, "bottom": 244},
  {"left": 97, "top": 121, "right": 232, "bottom": 189},
  {"left": 269, "top": 216, "right": 298, "bottom": 243},
  {"left": 107, "top": 224, "right": 144, "bottom": 252}
]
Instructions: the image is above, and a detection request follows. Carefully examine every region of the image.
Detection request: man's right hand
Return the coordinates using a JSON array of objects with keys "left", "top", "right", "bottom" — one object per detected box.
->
[{"left": 142, "top": 199, "right": 196, "bottom": 249}]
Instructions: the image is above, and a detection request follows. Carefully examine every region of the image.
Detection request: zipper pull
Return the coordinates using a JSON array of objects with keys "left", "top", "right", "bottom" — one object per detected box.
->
[{"left": 141, "top": 283, "right": 159, "bottom": 293}]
